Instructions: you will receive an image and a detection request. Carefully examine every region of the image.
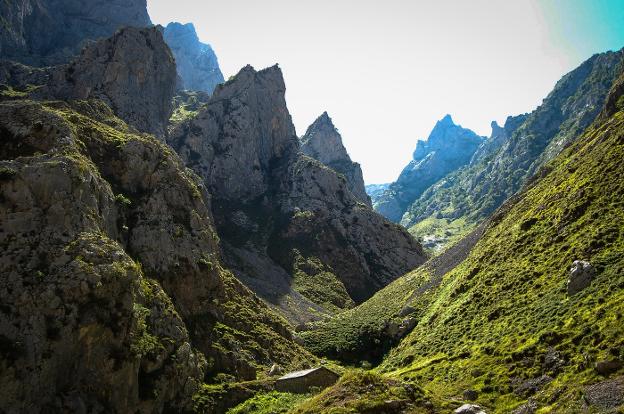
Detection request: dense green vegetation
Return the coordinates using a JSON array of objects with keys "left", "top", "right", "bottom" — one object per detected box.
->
[
  {"left": 291, "top": 370, "right": 428, "bottom": 413},
  {"left": 401, "top": 50, "right": 624, "bottom": 251},
  {"left": 227, "top": 391, "right": 310, "bottom": 414},
  {"left": 378, "top": 92, "right": 624, "bottom": 412}
]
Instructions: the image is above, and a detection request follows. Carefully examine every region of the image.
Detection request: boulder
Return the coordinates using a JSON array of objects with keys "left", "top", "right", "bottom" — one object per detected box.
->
[
  {"left": 595, "top": 359, "right": 623, "bottom": 376},
  {"left": 269, "top": 364, "right": 283, "bottom": 377},
  {"left": 454, "top": 403, "right": 487, "bottom": 414},
  {"left": 584, "top": 376, "right": 624, "bottom": 410},
  {"left": 567, "top": 260, "right": 595, "bottom": 295}
]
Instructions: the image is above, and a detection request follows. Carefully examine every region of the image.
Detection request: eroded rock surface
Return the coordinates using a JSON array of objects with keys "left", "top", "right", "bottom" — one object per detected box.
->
[
  {"left": 0, "top": 99, "right": 314, "bottom": 412},
  {"left": 301, "top": 112, "right": 371, "bottom": 206},
  {"left": 169, "top": 65, "right": 426, "bottom": 321}
]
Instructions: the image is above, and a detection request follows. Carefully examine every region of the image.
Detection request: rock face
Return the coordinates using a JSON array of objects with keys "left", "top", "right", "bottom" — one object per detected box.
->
[
  {"left": 0, "top": 99, "right": 315, "bottom": 413},
  {"left": 48, "top": 26, "right": 177, "bottom": 138},
  {"left": 168, "top": 65, "right": 426, "bottom": 322},
  {"left": 0, "top": 27, "right": 177, "bottom": 138},
  {"left": 0, "top": 0, "right": 151, "bottom": 66},
  {"left": 300, "top": 112, "right": 371, "bottom": 206},
  {"left": 164, "top": 22, "right": 224, "bottom": 94},
  {"left": 0, "top": 26, "right": 320, "bottom": 411},
  {"left": 375, "top": 114, "right": 484, "bottom": 222}
]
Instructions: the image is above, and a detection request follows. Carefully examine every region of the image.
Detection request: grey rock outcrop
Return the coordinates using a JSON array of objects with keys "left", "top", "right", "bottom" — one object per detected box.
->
[
  {"left": 0, "top": 27, "right": 177, "bottom": 138},
  {"left": 0, "top": 97, "right": 314, "bottom": 412},
  {"left": 169, "top": 65, "right": 426, "bottom": 321},
  {"left": 0, "top": 0, "right": 151, "bottom": 66},
  {"left": 567, "top": 260, "right": 595, "bottom": 295},
  {"left": 455, "top": 404, "right": 487, "bottom": 414},
  {"left": 375, "top": 114, "right": 485, "bottom": 222},
  {"left": 164, "top": 22, "right": 224, "bottom": 94},
  {"left": 300, "top": 112, "right": 371, "bottom": 206},
  {"left": 48, "top": 26, "right": 177, "bottom": 137}
]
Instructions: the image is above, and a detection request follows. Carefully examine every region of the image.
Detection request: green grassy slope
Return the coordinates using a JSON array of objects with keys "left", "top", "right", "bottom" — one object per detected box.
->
[
  {"left": 402, "top": 50, "right": 624, "bottom": 251},
  {"left": 376, "top": 78, "right": 624, "bottom": 412}
]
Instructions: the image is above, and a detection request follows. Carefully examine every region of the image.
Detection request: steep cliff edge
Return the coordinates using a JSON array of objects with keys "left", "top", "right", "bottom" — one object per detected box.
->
[
  {"left": 300, "top": 112, "right": 371, "bottom": 206},
  {"left": 0, "top": 0, "right": 151, "bottom": 66},
  {"left": 1, "top": 26, "right": 177, "bottom": 138},
  {"left": 168, "top": 65, "right": 426, "bottom": 322},
  {"left": 164, "top": 22, "right": 224, "bottom": 94}
]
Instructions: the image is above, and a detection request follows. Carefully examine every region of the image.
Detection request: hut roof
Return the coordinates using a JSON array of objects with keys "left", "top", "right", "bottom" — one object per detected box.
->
[{"left": 278, "top": 367, "right": 335, "bottom": 380}]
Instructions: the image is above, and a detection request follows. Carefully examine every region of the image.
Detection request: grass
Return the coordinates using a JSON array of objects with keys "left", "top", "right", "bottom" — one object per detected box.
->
[
  {"left": 377, "top": 100, "right": 624, "bottom": 412},
  {"left": 409, "top": 216, "right": 472, "bottom": 254},
  {"left": 227, "top": 391, "right": 310, "bottom": 414},
  {"left": 290, "top": 370, "right": 428, "bottom": 413}
]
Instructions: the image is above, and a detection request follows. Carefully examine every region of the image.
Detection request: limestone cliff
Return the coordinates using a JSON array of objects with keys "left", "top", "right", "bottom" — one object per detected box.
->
[
  {"left": 164, "top": 22, "right": 224, "bottom": 94},
  {"left": 0, "top": 97, "right": 315, "bottom": 413},
  {"left": 1, "top": 27, "right": 177, "bottom": 138},
  {"left": 300, "top": 112, "right": 371, "bottom": 206},
  {"left": 0, "top": 0, "right": 151, "bottom": 66},
  {"left": 168, "top": 65, "right": 426, "bottom": 322}
]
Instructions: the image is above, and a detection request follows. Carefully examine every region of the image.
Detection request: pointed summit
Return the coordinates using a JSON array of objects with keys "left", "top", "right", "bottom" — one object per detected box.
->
[
  {"left": 439, "top": 113, "right": 454, "bottom": 125},
  {"left": 301, "top": 113, "right": 371, "bottom": 206}
]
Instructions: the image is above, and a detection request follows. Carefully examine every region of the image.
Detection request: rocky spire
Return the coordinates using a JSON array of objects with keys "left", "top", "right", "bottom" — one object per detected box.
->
[
  {"left": 49, "top": 26, "right": 178, "bottom": 138},
  {"left": 301, "top": 112, "right": 372, "bottom": 206}
]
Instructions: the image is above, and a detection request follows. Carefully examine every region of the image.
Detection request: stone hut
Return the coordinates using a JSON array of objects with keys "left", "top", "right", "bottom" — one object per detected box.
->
[{"left": 275, "top": 367, "right": 340, "bottom": 393}]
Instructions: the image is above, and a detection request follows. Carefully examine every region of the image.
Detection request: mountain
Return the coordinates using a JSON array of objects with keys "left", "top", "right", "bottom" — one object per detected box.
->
[
  {"left": 0, "top": 25, "right": 318, "bottom": 413},
  {"left": 402, "top": 50, "right": 624, "bottom": 250},
  {"left": 300, "top": 112, "right": 371, "bottom": 206},
  {"left": 301, "top": 64, "right": 624, "bottom": 414},
  {"left": 163, "top": 22, "right": 224, "bottom": 94},
  {"left": 0, "top": 0, "right": 151, "bottom": 66},
  {"left": 374, "top": 114, "right": 485, "bottom": 222},
  {"left": 167, "top": 66, "right": 426, "bottom": 323},
  {"left": 366, "top": 183, "right": 390, "bottom": 205}
]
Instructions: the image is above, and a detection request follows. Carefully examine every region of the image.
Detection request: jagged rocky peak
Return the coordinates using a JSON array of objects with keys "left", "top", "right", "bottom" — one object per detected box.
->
[
  {"left": 0, "top": 0, "right": 151, "bottom": 66},
  {"left": 374, "top": 114, "right": 484, "bottom": 222},
  {"left": 410, "top": 114, "right": 484, "bottom": 164},
  {"left": 301, "top": 111, "right": 371, "bottom": 205},
  {"left": 164, "top": 22, "right": 225, "bottom": 94},
  {"left": 169, "top": 64, "right": 298, "bottom": 202},
  {"left": 169, "top": 64, "right": 425, "bottom": 321},
  {"left": 34, "top": 26, "right": 176, "bottom": 138},
  {"left": 301, "top": 112, "right": 349, "bottom": 164}
]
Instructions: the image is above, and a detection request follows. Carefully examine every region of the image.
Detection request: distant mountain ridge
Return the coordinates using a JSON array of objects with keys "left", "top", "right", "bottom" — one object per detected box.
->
[
  {"left": 374, "top": 114, "right": 485, "bottom": 222},
  {"left": 401, "top": 49, "right": 624, "bottom": 249},
  {"left": 164, "top": 22, "right": 224, "bottom": 94}
]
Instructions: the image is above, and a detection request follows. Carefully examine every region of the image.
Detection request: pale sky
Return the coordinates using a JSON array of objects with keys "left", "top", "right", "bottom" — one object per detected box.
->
[{"left": 148, "top": 0, "right": 624, "bottom": 184}]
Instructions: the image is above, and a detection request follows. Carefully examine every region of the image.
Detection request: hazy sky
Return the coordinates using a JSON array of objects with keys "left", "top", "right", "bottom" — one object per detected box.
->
[{"left": 148, "top": 0, "right": 624, "bottom": 184}]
